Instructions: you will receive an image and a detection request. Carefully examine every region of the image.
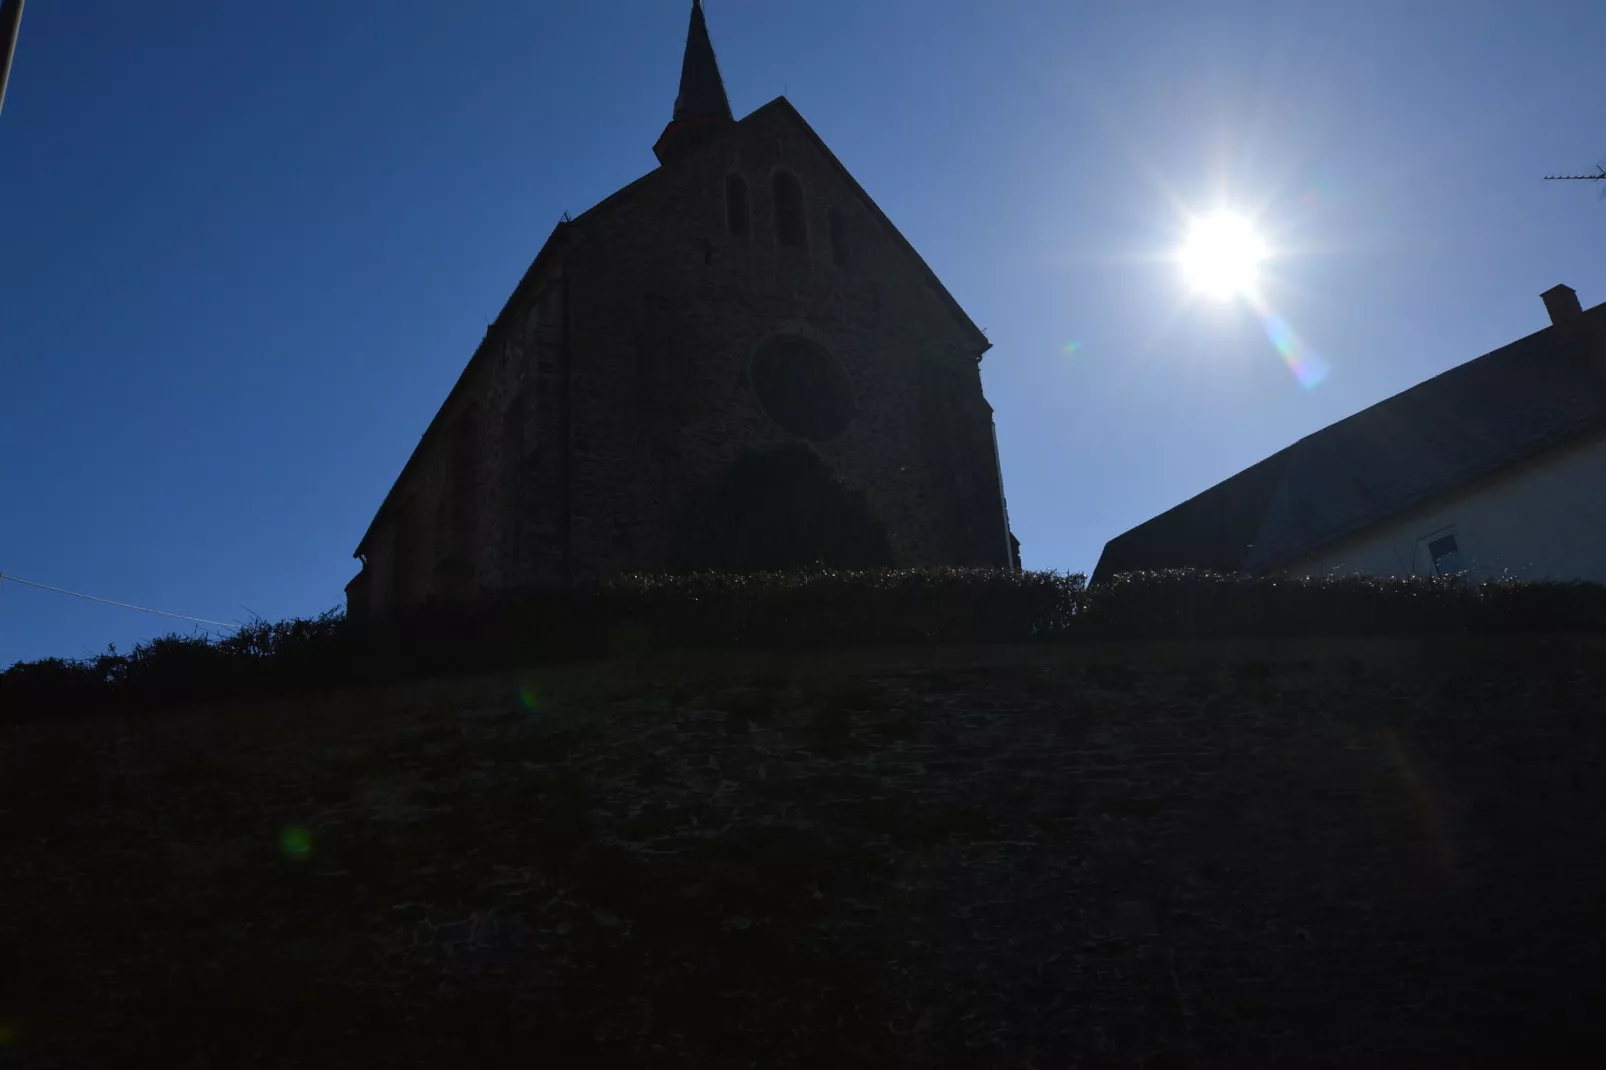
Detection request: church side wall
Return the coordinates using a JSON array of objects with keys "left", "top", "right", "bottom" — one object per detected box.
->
[{"left": 358, "top": 263, "right": 569, "bottom": 616}]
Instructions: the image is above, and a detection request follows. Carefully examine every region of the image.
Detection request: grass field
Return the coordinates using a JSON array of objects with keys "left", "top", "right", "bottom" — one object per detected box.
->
[{"left": 4, "top": 636, "right": 1605, "bottom": 1067}]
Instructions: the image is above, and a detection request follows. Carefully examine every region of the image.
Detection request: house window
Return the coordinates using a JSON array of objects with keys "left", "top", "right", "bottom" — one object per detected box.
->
[
  {"left": 773, "top": 171, "right": 806, "bottom": 249},
  {"left": 1428, "top": 532, "right": 1465, "bottom": 577},
  {"left": 828, "top": 207, "right": 849, "bottom": 266},
  {"left": 725, "top": 174, "right": 749, "bottom": 236}
]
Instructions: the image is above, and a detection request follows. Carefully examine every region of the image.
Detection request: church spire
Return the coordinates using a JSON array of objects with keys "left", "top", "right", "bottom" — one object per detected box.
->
[{"left": 653, "top": 1, "right": 734, "bottom": 165}]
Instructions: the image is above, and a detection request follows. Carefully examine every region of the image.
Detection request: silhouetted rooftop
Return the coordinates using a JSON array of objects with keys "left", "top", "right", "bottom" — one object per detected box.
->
[{"left": 1092, "top": 301, "right": 1606, "bottom": 583}]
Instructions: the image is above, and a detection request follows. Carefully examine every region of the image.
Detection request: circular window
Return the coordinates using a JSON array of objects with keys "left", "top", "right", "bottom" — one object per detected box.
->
[{"left": 748, "top": 336, "right": 856, "bottom": 441}]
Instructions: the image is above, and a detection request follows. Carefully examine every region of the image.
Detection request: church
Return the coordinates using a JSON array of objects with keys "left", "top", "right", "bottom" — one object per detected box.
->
[{"left": 346, "top": 1, "right": 1018, "bottom": 619}]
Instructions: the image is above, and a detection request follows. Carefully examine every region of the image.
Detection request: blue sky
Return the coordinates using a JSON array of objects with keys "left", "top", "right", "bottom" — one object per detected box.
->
[{"left": 1, "top": 0, "right": 1602, "bottom": 666}]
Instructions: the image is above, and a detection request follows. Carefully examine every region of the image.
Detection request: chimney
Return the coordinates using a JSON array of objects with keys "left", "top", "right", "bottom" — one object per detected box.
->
[
  {"left": 1544, "top": 284, "right": 1606, "bottom": 398},
  {"left": 1541, "top": 284, "right": 1582, "bottom": 326}
]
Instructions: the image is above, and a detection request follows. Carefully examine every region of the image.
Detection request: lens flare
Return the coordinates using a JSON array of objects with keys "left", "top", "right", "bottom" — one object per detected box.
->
[
  {"left": 1170, "top": 205, "right": 1330, "bottom": 388},
  {"left": 1298, "top": 173, "right": 1340, "bottom": 208},
  {"left": 518, "top": 682, "right": 539, "bottom": 710},
  {"left": 1245, "top": 293, "right": 1330, "bottom": 389},
  {"left": 279, "top": 825, "right": 313, "bottom": 861},
  {"left": 1384, "top": 729, "right": 1459, "bottom": 886}
]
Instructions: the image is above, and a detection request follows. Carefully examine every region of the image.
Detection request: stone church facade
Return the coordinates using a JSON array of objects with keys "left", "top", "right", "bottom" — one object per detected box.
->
[{"left": 346, "top": 1, "right": 1017, "bottom": 619}]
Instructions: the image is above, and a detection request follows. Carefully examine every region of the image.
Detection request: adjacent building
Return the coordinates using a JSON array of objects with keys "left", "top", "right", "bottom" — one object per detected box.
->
[{"left": 1093, "top": 285, "right": 1606, "bottom": 585}]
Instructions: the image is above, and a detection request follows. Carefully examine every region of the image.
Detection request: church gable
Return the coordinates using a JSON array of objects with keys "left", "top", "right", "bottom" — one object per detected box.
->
[
  {"left": 570, "top": 94, "right": 989, "bottom": 362},
  {"left": 732, "top": 97, "right": 991, "bottom": 358},
  {"left": 552, "top": 96, "right": 1010, "bottom": 576},
  {"left": 560, "top": 93, "right": 990, "bottom": 369}
]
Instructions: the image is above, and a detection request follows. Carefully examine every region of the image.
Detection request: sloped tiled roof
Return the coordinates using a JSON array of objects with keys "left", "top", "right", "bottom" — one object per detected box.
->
[
  {"left": 1091, "top": 301, "right": 1606, "bottom": 583},
  {"left": 355, "top": 221, "right": 573, "bottom": 555}
]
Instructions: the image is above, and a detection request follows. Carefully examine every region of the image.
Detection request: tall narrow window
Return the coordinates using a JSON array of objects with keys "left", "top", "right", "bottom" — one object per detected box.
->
[
  {"left": 828, "top": 207, "right": 849, "bottom": 266},
  {"left": 431, "top": 408, "right": 479, "bottom": 598},
  {"left": 502, "top": 392, "right": 527, "bottom": 578},
  {"left": 725, "top": 174, "right": 749, "bottom": 236},
  {"left": 449, "top": 409, "right": 479, "bottom": 551},
  {"left": 393, "top": 494, "right": 421, "bottom": 610},
  {"left": 773, "top": 171, "right": 805, "bottom": 249}
]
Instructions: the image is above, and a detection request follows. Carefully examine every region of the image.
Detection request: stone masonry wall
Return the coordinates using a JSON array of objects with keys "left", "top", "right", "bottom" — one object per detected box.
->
[
  {"left": 561, "top": 101, "right": 1011, "bottom": 579},
  {"left": 357, "top": 99, "right": 1013, "bottom": 614}
]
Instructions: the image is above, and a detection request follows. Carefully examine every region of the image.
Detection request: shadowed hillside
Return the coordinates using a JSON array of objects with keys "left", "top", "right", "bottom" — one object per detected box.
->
[{"left": 4, "top": 634, "right": 1605, "bottom": 1067}]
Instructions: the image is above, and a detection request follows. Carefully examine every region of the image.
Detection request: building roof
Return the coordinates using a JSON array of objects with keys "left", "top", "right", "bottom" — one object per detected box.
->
[
  {"left": 354, "top": 221, "right": 570, "bottom": 557},
  {"left": 1091, "top": 298, "right": 1606, "bottom": 584},
  {"left": 672, "top": 1, "right": 731, "bottom": 125},
  {"left": 653, "top": 1, "right": 734, "bottom": 164}
]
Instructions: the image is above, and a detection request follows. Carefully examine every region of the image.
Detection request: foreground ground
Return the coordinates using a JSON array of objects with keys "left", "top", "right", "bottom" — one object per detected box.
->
[{"left": 3, "top": 637, "right": 1605, "bottom": 1068}]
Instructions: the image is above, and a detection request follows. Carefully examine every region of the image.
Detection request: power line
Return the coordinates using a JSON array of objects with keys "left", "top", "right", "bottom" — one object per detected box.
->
[
  {"left": 0, "top": 572, "right": 239, "bottom": 631},
  {"left": 0, "top": 0, "right": 23, "bottom": 117}
]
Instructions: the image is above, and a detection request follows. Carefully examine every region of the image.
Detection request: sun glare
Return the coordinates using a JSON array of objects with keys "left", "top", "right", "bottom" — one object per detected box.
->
[{"left": 1178, "top": 210, "right": 1267, "bottom": 301}]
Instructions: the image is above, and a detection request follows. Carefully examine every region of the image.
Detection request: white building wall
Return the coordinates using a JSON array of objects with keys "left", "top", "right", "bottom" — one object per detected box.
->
[{"left": 1286, "top": 429, "right": 1606, "bottom": 584}]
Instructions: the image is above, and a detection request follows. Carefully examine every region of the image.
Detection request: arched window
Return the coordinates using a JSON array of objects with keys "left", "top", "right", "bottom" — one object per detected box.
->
[
  {"left": 725, "top": 174, "right": 749, "bottom": 236},
  {"left": 773, "top": 171, "right": 806, "bottom": 249},
  {"left": 827, "top": 207, "right": 849, "bottom": 266}
]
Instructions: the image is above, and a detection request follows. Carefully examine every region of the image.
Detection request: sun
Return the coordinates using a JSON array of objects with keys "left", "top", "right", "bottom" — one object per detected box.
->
[{"left": 1178, "top": 210, "right": 1267, "bottom": 302}]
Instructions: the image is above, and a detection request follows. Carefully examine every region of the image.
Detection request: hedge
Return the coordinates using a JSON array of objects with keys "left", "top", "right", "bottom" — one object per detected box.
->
[{"left": 4, "top": 569, "right": 1604, "bottom": 722}]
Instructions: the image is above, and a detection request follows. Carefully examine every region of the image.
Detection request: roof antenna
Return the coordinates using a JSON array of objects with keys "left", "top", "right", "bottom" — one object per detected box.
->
[{"left": 1544, "top": 157, "right": 1606, "bottom": 201}]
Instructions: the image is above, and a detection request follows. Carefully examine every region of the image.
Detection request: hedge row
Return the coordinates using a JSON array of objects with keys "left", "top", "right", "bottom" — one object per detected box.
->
[{"left": 4, "top": 569, "right": 1605, "bottom": 721}]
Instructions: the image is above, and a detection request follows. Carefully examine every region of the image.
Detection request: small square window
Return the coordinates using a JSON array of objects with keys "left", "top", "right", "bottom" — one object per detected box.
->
[{"left": 1428, "top": 533, "right": 1465, "bottom": 576}]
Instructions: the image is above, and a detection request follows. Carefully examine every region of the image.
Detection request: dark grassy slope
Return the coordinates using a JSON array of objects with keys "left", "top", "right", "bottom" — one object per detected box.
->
[{"left": 3, "top": 637, "right": 1605, "bottom": 1068}]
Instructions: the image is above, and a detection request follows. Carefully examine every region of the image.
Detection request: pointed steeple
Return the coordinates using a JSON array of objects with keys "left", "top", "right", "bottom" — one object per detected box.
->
[{"left": 653, "top": 1, "right": 734, "bottom": 165}]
